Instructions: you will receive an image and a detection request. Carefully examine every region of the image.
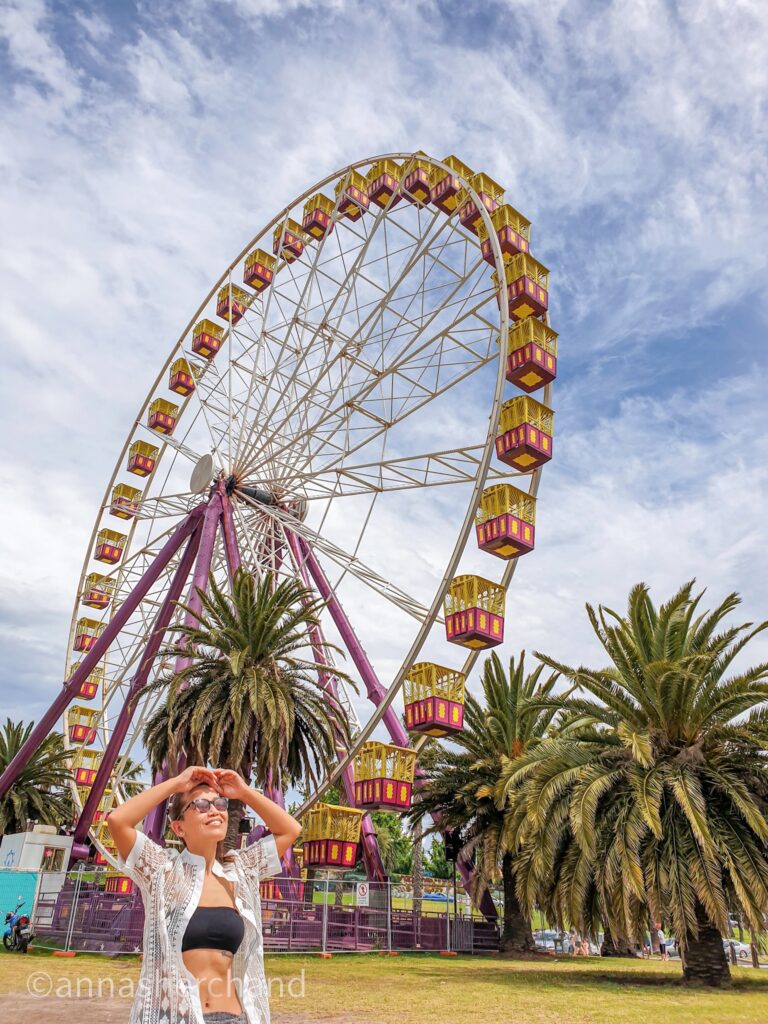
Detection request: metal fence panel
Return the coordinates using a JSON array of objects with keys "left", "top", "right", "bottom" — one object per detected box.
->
[{"left": 3, "top": 867, "right": 500, "bottom": 955}]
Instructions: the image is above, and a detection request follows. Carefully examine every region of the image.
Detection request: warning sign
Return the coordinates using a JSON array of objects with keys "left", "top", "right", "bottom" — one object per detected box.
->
[{"left": 356, "top": 881, "right": 369, "bottom": 906}]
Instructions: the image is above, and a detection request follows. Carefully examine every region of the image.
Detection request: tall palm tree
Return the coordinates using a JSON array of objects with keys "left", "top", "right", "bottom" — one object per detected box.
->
[
  {"left": 116, "top": 756, "right": 149, "bottom": 799},
  {"left": 503, "top": 581, "right": 768, "bottom": 986},
  {"left": 406, "top": 651, "right": 562, "bottom": 952},
  {"left": 0, "top": 720, "right": 73, "bottom": 834},
  {"left": 142, "top": 568, "right": 357, "bottom": 850},
  {"left": 411, "top": 815, "right": 424, "bottom": 920}
]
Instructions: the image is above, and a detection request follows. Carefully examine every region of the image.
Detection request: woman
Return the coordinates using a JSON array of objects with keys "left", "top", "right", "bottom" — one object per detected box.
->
[{"left": 107, "top": 765, "right": 302, "bottom": 1024}]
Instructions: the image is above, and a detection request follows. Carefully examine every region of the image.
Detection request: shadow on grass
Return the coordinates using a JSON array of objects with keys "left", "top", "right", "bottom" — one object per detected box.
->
[{"left": 399, "top": 958, "right": 768, "bottom": 993}]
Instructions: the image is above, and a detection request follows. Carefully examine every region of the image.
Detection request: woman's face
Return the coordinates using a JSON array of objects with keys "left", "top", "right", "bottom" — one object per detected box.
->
[{"left": 171, "top": 783, "right": 228, "bottom": 849}]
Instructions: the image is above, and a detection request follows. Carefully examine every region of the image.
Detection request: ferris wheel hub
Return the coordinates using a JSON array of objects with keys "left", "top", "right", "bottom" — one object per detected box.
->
[
  {"left": 235, "top": 483, "right": 308, "bottom": 522},
  {"left": 238, "top": 483, "right": 277, "bottom": 505}
]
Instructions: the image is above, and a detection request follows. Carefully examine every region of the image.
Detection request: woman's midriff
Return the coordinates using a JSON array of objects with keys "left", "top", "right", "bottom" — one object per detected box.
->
[{"left": 182, "top": 948, "right": 243, "bottom": 1015}]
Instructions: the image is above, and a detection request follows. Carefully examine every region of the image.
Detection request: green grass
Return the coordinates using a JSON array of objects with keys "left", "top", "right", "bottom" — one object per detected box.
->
[{"left": 2, "top": 947, "right": 767, "bottom": 1022}]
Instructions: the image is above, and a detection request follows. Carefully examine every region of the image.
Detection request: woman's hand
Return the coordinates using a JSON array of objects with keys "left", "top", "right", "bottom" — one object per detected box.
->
[
  {"left": 212, "top": 768, "right": 250, "bottom": 801},
  {"left": 172, "top": 765, "right": 221, "bottom": 794}
]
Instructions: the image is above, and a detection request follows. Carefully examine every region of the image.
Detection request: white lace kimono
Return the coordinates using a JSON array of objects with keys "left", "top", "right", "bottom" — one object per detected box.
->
[{"left": 117, "top": 829, "right": 282, "bottom": 1024}]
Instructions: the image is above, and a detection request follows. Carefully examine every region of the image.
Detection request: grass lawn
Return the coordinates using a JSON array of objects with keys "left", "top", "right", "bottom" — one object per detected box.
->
[{"left": 2, "top": 948, "right": 767, "bottom": 1023}]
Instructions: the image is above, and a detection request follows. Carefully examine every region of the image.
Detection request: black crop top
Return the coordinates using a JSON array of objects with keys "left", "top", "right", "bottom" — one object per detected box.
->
[{"left": 181, "top": 905, "right": 245, "bottom": 955}]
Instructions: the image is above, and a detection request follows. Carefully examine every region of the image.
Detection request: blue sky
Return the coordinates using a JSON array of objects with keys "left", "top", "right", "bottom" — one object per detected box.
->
[{"left": 1, "top": 0, "right": 767, "bottom": 783}]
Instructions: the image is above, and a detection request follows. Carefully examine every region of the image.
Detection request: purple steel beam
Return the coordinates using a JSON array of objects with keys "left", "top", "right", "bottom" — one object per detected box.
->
[
  {"left": 146, "top": 491, "right": 224, "bottom": 842},
  {"left": 286, "top": 531, "right": 388, "bottom": 882},
  {"left": 177, "top": 490, "right": 224, "bottom": 679},
  {"left": 0, "top": 504, "right": 206, "bottom": 801},
  {"left": 142, "top": 759, "right": 171, "bottom": 844},
  {"left": 296, "top": 536, "right": 408, "bottom": 744},
  {"left": 296, "top": 534, "right": 498, "bottom": 922},
  {"left": 220, "top": 482, "right": 241, "bottom": 576},
  {"left": 69, "top": 520, "right": 204, "bottom": 864}
]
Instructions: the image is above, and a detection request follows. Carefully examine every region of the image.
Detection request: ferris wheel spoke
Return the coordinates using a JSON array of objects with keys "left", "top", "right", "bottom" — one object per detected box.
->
[
  {"left": 252, "top": 285, "right": 497, "bottom": 488},
  {"left": 232, "top": 195, "right": 392, "bottom": 469},
  {"left": 238, "top": 249, "right": 491, "bottom": 484},
  {"left": 149, "top": 433, "right": 204, "bottom": 467},
  {"left": 231, "top": 209, "right": 460, "bottom": 481},
  {"left": 243, "top": 219, "right": 458, "bottom": 469},
  {"left": 161, "top": 350, "right": 232, "bottom": 469},
  {"left": 235, "top": 201, "right": 452, "bottom": 472},
  {"left": 236, "top": 492, "right": 439, "bottom": 624},
  {"left": 131, "top": 493, "right": 202, "bottom": 520},
  {"left": 267, "top": 445, "right": 524, "bottom": 499}
]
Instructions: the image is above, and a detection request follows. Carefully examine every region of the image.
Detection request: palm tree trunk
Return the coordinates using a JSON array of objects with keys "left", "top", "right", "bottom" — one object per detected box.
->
[
  {"left": 412, "top": 817, "right": 424, "bottom": 912},
  {"left": 499, "top": 852, "right": 535, "bottom": 953},
  {"left": 683, "top": 904, "right": 730, "bottom": 986},
  {"left": 412, "top": 817, "right": 424, "bottom": 947},
  {"left": 224, "top": 797, "right": 245, "bottom": 853},
  {"left": 600, "top": 923, "right": 638, "bottom": 957}
]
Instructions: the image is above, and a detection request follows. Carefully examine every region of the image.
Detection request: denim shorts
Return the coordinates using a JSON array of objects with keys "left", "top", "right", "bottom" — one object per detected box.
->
[{"left": 202, "top": 1013, "right": 247, "bottom": 1023}]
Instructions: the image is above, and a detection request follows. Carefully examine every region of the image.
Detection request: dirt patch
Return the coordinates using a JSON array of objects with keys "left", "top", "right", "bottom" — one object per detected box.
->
[
  {"left": 0, "top": 994, "right": 131, "bottom": 1021},
  {"left": 0, "top": 992, "right": 378, "bottom": 1023}
]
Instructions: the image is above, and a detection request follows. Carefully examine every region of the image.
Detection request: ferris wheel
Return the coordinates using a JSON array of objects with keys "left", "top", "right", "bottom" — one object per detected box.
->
[{"left": 0, "top": 152, "right": 555, "bottom": 911}]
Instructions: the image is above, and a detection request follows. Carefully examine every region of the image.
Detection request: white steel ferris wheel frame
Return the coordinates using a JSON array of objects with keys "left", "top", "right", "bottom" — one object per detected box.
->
[{"left": 48, "top": 152, "right": 551, "bottom": 876}]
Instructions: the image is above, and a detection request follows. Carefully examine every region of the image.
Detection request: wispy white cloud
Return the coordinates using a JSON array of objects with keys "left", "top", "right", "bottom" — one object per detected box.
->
[
  {"left": 0, "top": 0, "right": 82, "bottom": 109},
  {"left": 73, "top": 9, "right": 112, "bottom": 44}
]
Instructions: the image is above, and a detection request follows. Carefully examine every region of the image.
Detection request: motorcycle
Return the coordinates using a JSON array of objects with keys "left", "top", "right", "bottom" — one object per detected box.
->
[{"left": 3, "top": 900, "right": 33, "bottom": 953}]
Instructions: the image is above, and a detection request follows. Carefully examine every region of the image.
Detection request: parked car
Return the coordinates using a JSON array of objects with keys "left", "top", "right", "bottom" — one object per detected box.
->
[
  {"left": 723, "top": 938, "right": 752, "bottom": 960},
  {"left": 533, "top": 928, "right": 559, "bottom": 951}
]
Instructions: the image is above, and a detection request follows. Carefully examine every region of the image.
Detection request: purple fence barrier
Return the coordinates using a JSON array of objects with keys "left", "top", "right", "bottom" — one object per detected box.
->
[{"left": 28, "top": 871, "right": 500, "bottom": 955}]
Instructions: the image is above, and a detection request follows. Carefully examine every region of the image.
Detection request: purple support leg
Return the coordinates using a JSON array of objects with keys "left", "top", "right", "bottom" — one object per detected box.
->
[
  {"left": 220, "top": 483, "right": 241, "bottom": 576},
  {"left": 146, "top": 492, "right": 224, "bottom": 842},
  {"left": 296, "top": 536, "right": 408, "bottom": 744},
  {"left": 70, "top": 521, "right": 203, "bottom": 863},
  {"left": 0, "top": 504, "right": 206, "bottom": 802},
  {"left": 177, "top": 491, "right": 224, "bottom": 678},
  {"left": 142, "top": 760, "right": 171, "bottom": 846},
  {"left": 295, "top": 534, "right": 498, "bottom": 922},
  {"left": 286, "top": 532, "right": 388, "bottom": 882}
]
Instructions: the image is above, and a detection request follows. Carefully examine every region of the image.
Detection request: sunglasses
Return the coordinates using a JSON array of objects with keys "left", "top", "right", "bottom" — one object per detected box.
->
[{"left": 179, "top": 795, "right": 230, "bottom": 817}]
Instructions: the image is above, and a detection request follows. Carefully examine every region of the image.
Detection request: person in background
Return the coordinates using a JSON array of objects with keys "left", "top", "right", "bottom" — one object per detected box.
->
[{"left": 656, "top": 922, "right": 669, "bottom": 961}]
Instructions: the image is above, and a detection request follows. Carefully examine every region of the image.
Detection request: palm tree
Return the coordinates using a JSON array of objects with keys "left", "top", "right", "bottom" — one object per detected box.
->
[
  {"left": 142, "top": 568, "right": 357, "bottom": 850},
  {"left": 0, "top": 720, "right": 73, "bottom": 834},
  {"left": 116, "top": 756, "right": 149, "bottom": 799},
  {"left": 503, "top": 581, "right": 768, "bottom": 986},
  {"left": 406, "top": 651, "right": 561, "bottom": 953},
  {"left": 372, "top": 810, "right": 412, "bottom": 876}
]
